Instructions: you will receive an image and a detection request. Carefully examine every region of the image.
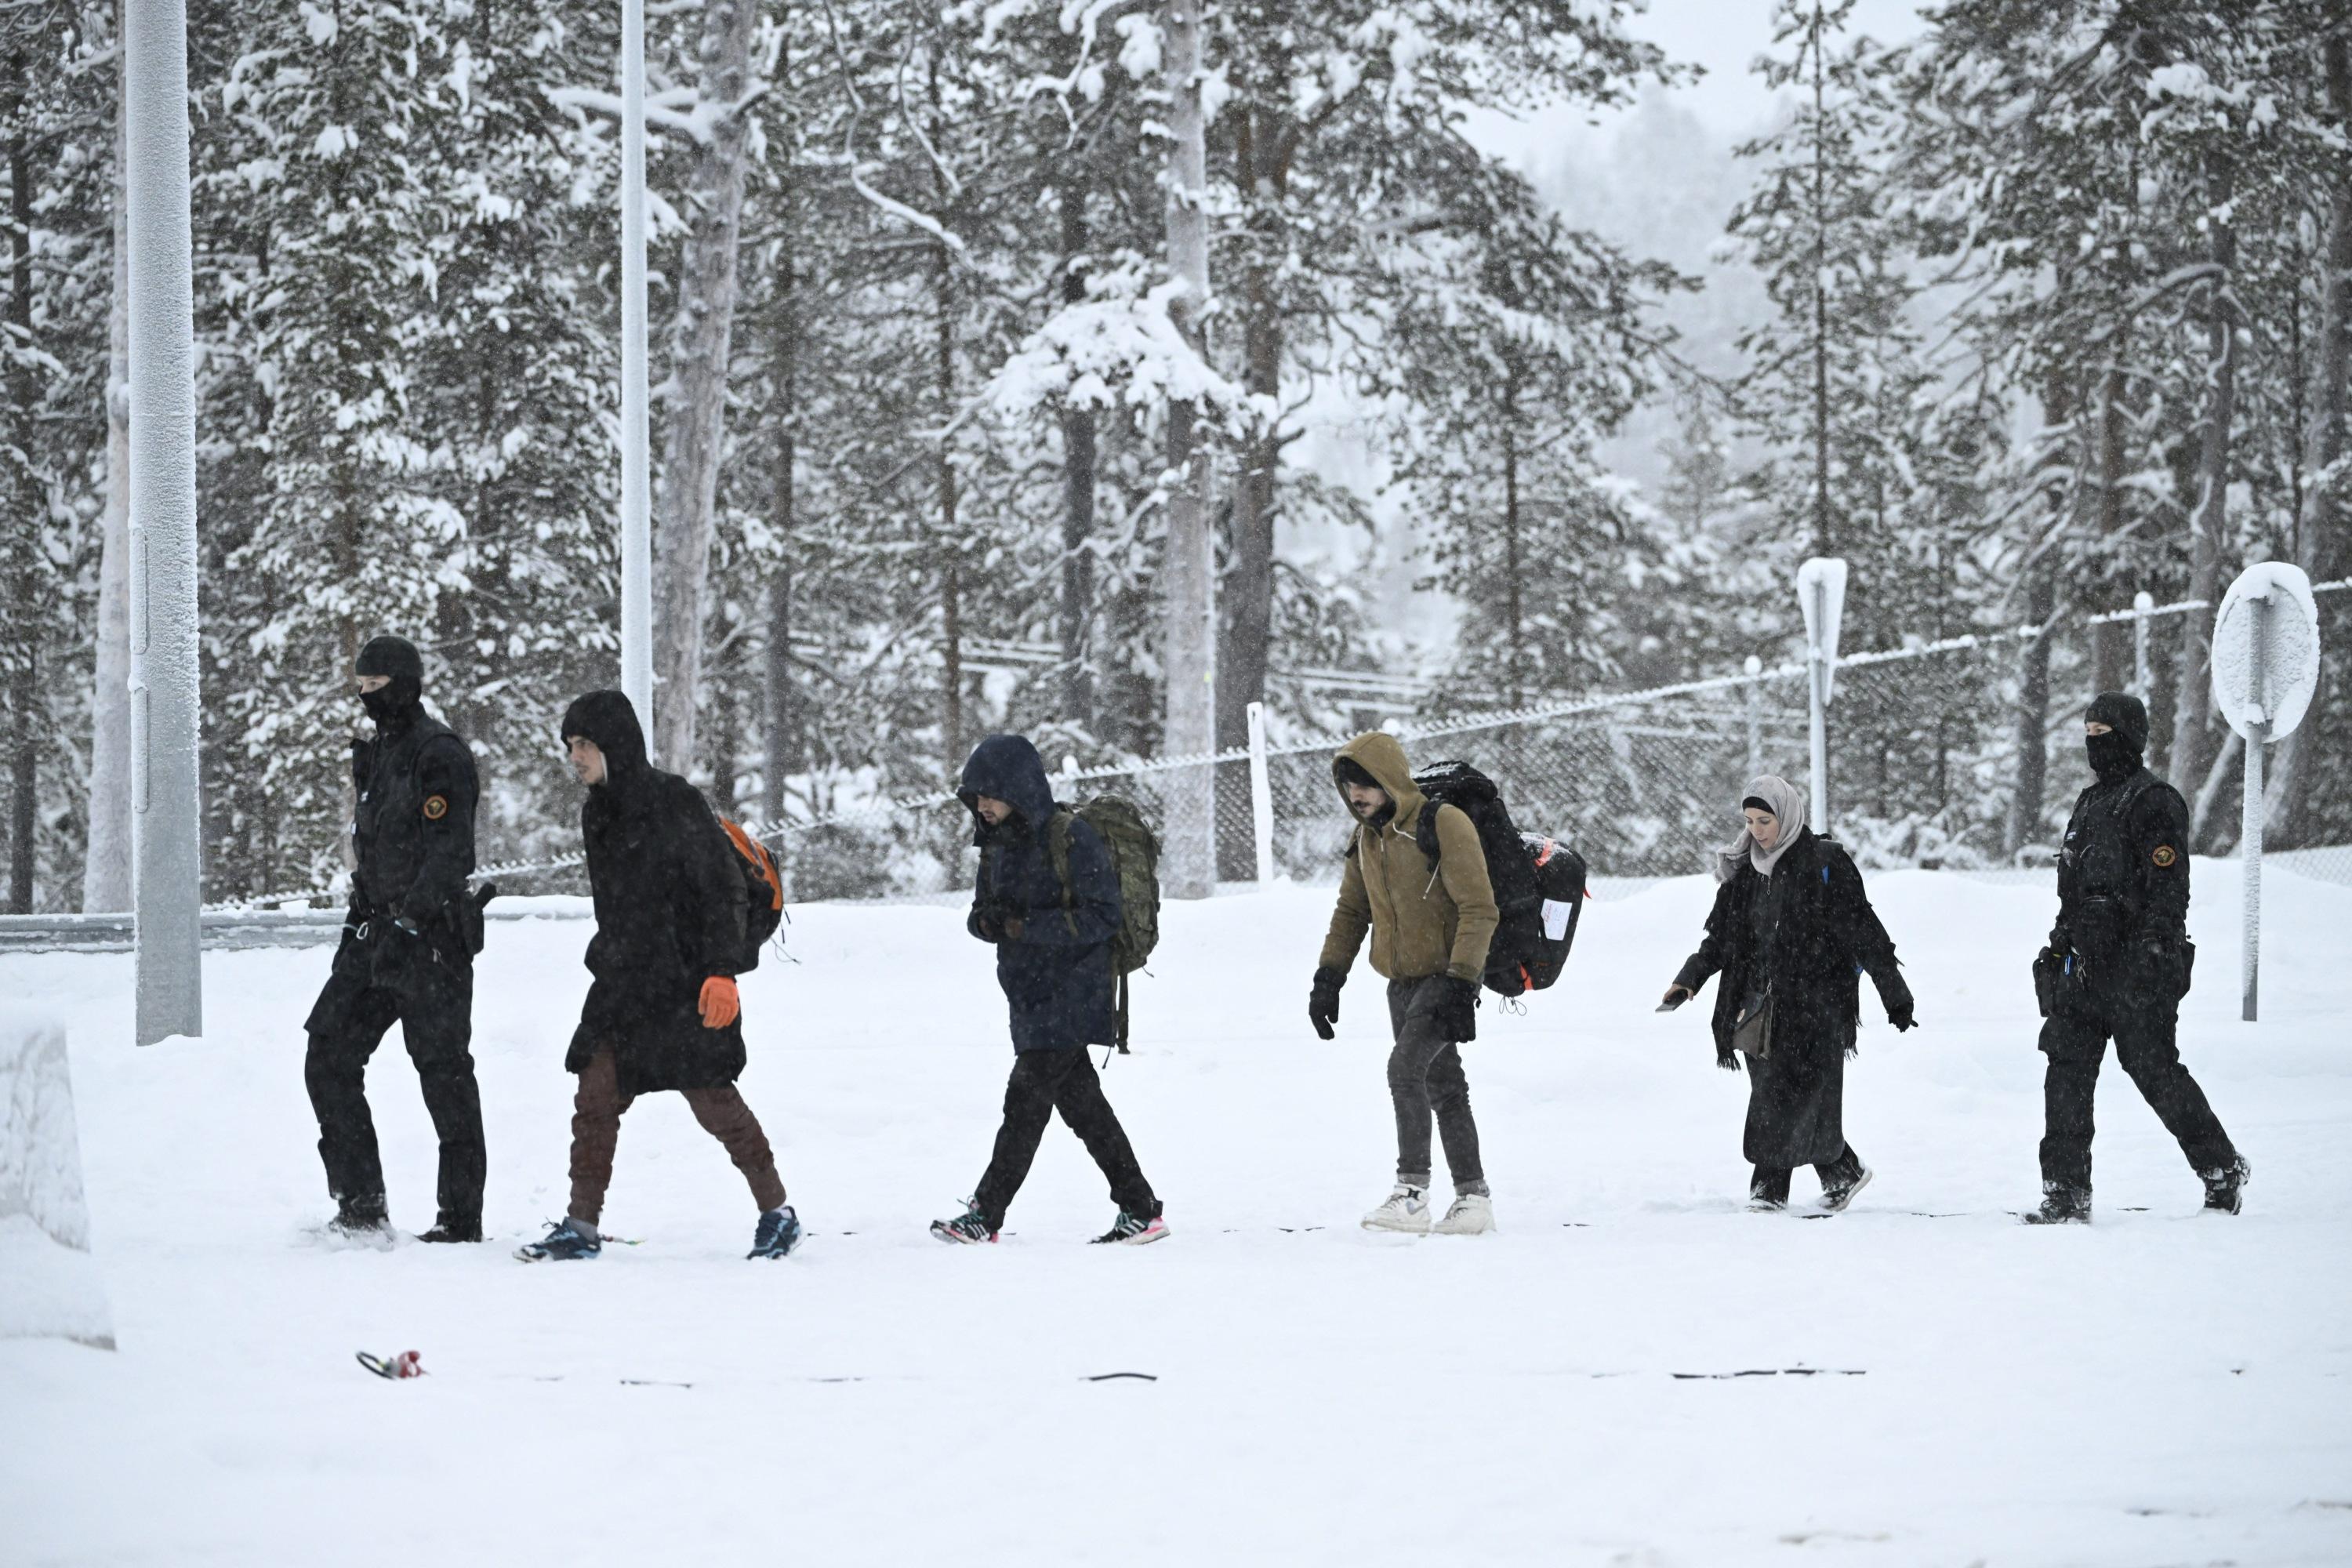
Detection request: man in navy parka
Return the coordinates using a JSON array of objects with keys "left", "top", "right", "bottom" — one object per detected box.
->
[{"left": 929, "top": 734, "right": 1167, "bottom": 1245}]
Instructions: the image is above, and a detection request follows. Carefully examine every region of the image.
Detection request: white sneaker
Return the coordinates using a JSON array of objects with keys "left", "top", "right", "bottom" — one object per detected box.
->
[
  {"left": 1362, "top": 1185, "right": 1432, "bottom": 1233},
  {"left": 1432, "top": 1192, "right": 1494, "bottom": 1236}
]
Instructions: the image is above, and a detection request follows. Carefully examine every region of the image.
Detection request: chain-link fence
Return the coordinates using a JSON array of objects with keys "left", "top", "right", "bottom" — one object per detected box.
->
[{"left": 176, "top": 579, "right": 2352, "bottom": 917}]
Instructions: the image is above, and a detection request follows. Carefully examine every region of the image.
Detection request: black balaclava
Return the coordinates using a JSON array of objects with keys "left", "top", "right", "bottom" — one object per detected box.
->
[
  {"left": 356, "top": 634, "right": 425, "bottom": 730},
  {"left": 2085, "top": 691, "right": 2149, "bottom": 785}
]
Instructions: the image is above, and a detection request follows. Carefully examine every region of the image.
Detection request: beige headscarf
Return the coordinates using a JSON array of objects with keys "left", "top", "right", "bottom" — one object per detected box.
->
[{"left": 1714, "top": 774, "right": 1809, "bottom": 884}]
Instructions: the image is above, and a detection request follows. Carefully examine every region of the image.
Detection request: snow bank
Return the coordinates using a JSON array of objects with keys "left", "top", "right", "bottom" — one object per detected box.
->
[{"left": 0, "top": 1014, "right": 114, "bottom": 1349}]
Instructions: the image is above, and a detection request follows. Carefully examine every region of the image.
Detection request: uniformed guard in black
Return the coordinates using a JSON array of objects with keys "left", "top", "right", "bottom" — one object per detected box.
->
[
  {"left": 302, "top": 633, "right": 489, "bottom": 1243},
  {"left": 2027, "top": 691, "right": 2246, "bottom": 1223}
]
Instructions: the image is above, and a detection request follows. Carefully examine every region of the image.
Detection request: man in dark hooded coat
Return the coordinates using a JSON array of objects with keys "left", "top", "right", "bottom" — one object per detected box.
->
[
  {"left": 2026, "top": 691, "right": 2247, "bottom": 1223},
  {"left": 302, "top": 633, "right": 488, "bottom": 1243},
  {"left": 514, "top": 690, "right": 800, "bottom": 1262},
  {"left": 929, "top": 733, "right": 1166, "bottom": 1245}
]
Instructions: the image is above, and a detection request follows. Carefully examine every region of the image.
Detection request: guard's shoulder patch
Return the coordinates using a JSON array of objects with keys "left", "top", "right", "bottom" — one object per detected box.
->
[
  {"left": 423, "top": 793, "right": 450, "bottom": 822},
  {"left": 2151, "top": 844, "right": 2178, "bottom": 868}
]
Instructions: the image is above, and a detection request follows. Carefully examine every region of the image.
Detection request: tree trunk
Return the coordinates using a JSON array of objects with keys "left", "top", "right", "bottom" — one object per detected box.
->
[
  {"left": 2092, "top": 140, "right": 2141, "bottom": 699},
  {"left": 1215, "top": 68, "right": 1290, "bottom": 758},
  {"left": 2007, "top": 377, "right": 2073, "bottom": 858},
  {"left": 762, "top": 234, "right": 799, "bottom": 826},
  {"left": 650, "top": 0, "right": 760, "bottom": 776},
  {"left": 1160, "top": 0, "right": 1216, "bottom": 898},
  {"left": 1056, "top": 49, "right": 1097, "bottom": 731},
  {"left": 2169, "top": 149, "right": 2236, "bottom": 812},
  {"left": 2278, "top": 24, "right": 2352, "bottom": 847},
  {"left": 1502, "top": 360, "right": 1524, "bottom": 709},
  {"left": 8, "top": 74, "right": 36, "bottom": 913},
  {"left": 85, "top": 65, "right": 133, "bottom": 913}
]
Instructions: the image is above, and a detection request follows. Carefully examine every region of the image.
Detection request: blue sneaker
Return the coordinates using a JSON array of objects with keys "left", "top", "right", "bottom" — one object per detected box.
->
[
  {"left": 748, "top": 1205, "right": 803, "bottom": 1260},
  {"left": 515, "top": 1218, "right": 601, "bottom": 1262}
]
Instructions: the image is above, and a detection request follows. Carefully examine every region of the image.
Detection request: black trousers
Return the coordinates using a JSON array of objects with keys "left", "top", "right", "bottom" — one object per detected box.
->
[
  {"left": 972, "top": 1049, "right": 1155, "bottom": 1229},
  {"left": 2038, "top": 992, "right": 2237, "bottom": 1193},
  {"left": 303, "top": 953, "right": 486, "bottom": 1225}
]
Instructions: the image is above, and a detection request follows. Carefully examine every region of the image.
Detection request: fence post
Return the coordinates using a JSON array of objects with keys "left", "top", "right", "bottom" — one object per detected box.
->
[
  {"left": 2241, "top": 595, "right": 2267, "bottom": 1023},
  {"left": 2132, "top": 590, "right": 2154, "bottom": 703},
  {"left": 1246, "top": 701, "right": 1276, "bottom": 885}
]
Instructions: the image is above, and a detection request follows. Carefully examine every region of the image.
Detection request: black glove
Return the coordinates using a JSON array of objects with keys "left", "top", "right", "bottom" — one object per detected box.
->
[
  {"left": 1878, "top": 968, "right": 1916, "bottom": 1032},
  {"left": 971, "top": 901, "right": 1013, "bottom": 944},
  {"left": 1308, "top": 966, "right": 1345, "bottom": 1040},
  {"left": 369, "top": 916, "right": 426, "bottom": 987},
  {"left": 1715, "top": 1046, "right": 1743, "bottom": 1073},
  {"left": 1432, "top": 975, "right": 1480, "bottom": 1044}
]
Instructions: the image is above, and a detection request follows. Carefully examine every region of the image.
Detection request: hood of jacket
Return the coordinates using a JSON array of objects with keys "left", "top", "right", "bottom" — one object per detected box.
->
[
  {"left": 562, "top": 689, "right": 653, "bottom": 802},
  {"left": 960, "top": 734, "right": 1059, "bottom": 831},
  {"left": 1334, "top": 730, "right": 1425, "bottom": 833}
]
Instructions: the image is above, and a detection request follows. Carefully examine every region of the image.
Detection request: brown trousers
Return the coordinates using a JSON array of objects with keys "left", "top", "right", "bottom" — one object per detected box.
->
[{"left": 568, "top": 1051, "right": 786, "bottom": 1224}]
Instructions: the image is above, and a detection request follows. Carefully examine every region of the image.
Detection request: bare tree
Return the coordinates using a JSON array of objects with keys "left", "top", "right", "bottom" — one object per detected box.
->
[
  {"left": 651, "top": 0, "right": 761, "bottom": 774},
  {"left": 1160, "top": 0, "right": 1215, "bottom": 898}
]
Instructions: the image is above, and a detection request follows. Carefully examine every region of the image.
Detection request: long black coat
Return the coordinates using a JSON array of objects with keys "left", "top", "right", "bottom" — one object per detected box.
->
[
  {"left": 561, "top": 691, "right": 749, "bottom": 1096},
  {"left": 1672, "top": 830, "right": 1911, "bottom": 1167},
  {"left": 960, "top": 734, "right": 1122, "bottom": 1052}
]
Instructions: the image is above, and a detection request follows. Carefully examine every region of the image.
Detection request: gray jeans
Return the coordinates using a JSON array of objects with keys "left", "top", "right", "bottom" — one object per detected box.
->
[{"left": 1387, "top": 977, "right": 1487, "bottom": 1193}]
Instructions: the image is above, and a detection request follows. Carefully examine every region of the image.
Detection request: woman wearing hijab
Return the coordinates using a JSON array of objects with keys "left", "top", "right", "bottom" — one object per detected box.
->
[{"left": 1661, "top": 777, "right": 1916, "bottom": 1211}]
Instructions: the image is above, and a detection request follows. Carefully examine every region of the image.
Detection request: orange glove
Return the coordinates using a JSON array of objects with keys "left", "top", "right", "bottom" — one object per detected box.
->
[{"left": 699, "top": 975, "right": 739, "bottom": 1029}]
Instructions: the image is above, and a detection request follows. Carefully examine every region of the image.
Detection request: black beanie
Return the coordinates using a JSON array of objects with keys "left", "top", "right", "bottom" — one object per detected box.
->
[
  {"left": 2085, "top": 691, "right": 2150, "bottom": 753},
  {"left": 356, "top": 634, "right": 424, "bottom": 684}
]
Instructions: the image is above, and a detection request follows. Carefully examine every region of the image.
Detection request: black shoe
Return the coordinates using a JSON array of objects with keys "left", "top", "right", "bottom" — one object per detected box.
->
[
  {"left": 2200, "top": 1157, "right": 2250, "bottom": 1214},
  {"left": 328, "top": 1200, "right": 390, "bottom": 1240},
  {"left": 419, "top": 1218, "right": 483, "bottom": 1244},
  {"left": 930, "top": 1197, "right": 999, "bottom": 1245},
  {"left": 748, "top": 1205, "right": 803, "bottom": 1260},
  {"left": 1818, "top": 1163, "right": 1873, "bottom": 1214},
  {"left": 2022, "top": 1183, "right": 2092, "bottom": 1225}
]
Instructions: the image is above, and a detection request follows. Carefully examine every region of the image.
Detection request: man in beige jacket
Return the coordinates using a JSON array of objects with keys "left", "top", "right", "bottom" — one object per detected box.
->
[{"left": 1311, "top": 732, "right": 1501, "bottom": 1234}]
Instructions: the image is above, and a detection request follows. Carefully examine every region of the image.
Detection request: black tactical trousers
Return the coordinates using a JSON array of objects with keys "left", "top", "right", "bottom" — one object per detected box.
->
[
  {"left": 973, "top": 1048, "right": 1155, "bottom": 1229},
  {"left": 2038, "top": 991, "right": 2237, "bottom": 1193},
  {"left": 303, "top": 945, "right": 486, "bottom": 1226}
]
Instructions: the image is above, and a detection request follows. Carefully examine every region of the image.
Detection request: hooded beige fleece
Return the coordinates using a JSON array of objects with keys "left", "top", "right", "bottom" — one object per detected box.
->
[{"left": 1317, "top": 731, "right": 1500, "bottom": 983}]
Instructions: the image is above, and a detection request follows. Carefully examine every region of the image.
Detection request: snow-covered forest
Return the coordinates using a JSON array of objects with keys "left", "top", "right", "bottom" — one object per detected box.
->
[{"left": 1, "top": 0, "right": 2348, "bottom": 911}]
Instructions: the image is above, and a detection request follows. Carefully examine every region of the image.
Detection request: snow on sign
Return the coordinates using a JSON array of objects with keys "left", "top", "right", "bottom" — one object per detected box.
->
[
  {"left": 1796, "top": 557, "right": 1849, "bottom": 705},
  {"left": 0, "top": 1015, "right": 116, "bottom": 1350},
  {"left": 2210, "top": 562, "right": 2321, "bottom": 741}
]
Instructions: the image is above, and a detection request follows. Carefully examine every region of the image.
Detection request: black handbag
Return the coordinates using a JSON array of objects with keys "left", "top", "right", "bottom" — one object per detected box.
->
[{"left": 1732, "top": 989, "right": 1775, "bottom": 1060}]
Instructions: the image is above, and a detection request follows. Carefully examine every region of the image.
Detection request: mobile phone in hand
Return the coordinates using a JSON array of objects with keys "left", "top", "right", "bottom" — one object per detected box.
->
[{"left": 1656, "top": 993, "right": 1687, "bottom": 1013}]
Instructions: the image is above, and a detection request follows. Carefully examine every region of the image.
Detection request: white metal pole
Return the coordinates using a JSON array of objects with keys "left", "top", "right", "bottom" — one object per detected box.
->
[
  {"left": 1806, "top": 579, "right": 1829, "bottom": 833},
  {"left": 125, "top": 0, "right": 203, "bottom": 1046},
  {"left": 619, "top": 0, "right": 654, "bottom": 754},
  {"left": 2241, "top": 593, "right": 2267, "bottom": 1023},
  {"left": 1246, "top": 700, "right": 1275, "bottom": 885},
  {"left": 2132, "top": 590, "right": 2154, "bottom": 703}
]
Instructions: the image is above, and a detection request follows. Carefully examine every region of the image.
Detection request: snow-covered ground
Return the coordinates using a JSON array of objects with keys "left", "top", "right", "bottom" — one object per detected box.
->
[{"left": 5, "top": 864, "right": 2350, "bottom": 1566}]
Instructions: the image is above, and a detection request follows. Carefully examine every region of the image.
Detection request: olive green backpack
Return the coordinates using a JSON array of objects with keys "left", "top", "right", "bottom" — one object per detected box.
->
[{"left": 1043, "top": 797, "right": 1161, "bottom": 1052}]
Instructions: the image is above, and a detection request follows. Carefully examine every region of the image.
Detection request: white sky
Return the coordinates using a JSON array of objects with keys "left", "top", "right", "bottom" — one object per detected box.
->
[{"left": 1467, "top": 0, "right": 1935, "bottom": 165}]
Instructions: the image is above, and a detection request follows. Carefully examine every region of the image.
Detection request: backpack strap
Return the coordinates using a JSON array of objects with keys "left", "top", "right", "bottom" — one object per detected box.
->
[{"left": 1044, "top": 808, "right": 1081, "bottom": 938}]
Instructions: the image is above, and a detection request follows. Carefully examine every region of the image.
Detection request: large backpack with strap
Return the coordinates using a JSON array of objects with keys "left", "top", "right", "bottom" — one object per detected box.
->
[
  {"left": 717, "top": 816, "right": 786, "bottom": 971},
  {"left": 1042, "top": 797, "right": 1162, "bottom": 1052},
  {"left": 1411, "top": 760, "right": 1588, "bottom": 998}
]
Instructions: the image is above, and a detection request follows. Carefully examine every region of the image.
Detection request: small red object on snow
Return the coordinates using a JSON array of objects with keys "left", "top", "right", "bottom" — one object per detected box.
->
[{"left": 356, "top": 1349, "right": 425, "bottom": 1380}]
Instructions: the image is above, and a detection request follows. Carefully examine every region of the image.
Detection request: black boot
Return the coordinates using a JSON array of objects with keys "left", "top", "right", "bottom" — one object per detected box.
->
[
  {"left": 2021, "top": 1181, "right": 2091, "bottom": 1225},
  {"left": 419, "top": 1216, "right": 484, "bottom": 1244},
  {"left": 2200, "top": 1157, "right": 2250, "bottom": 1215},
  {"left": 328, "top": 1196, "right": 392, "bottom": 1241}
]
